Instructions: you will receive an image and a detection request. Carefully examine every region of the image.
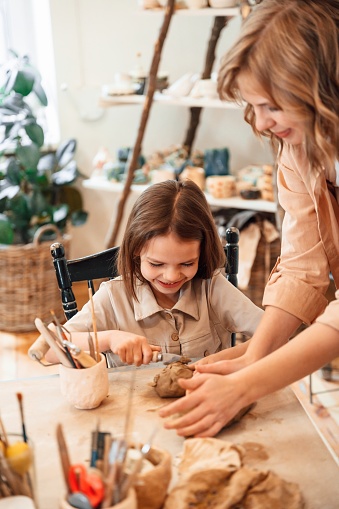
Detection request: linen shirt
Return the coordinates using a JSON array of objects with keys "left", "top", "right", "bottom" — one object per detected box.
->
[
  {"left": 263, "top": 145, "right": 339, "bottom": 331},
  {"left": 67, "top": 272, "right": 263, "bottom": 358}
]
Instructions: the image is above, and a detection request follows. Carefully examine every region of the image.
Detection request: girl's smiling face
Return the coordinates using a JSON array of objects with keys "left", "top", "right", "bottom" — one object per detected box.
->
[
  {"left": 140, "top": 231, "right": 200, "bottom": 307},
  {"left": 237, "top": 71, "right": 305, "bottom": 145}
]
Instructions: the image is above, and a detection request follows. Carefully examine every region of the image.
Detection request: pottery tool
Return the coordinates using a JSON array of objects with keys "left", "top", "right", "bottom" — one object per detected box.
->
[
  {"left": 16, "top": 393, "right": 28, "bottom": 443},
  {"left": 119, "top": 425, "right": 159, "bottom": 502},
  {"left": 90, "top": 420, "right": 100, "bottom": 468},
  {"left": 62, "top": 340, "right": 97, "bottom": 368},
  {"left": 87, "top": 329, "right": 96, "bottom": 360},
  {"left": 34, "top": 318, "right": 74, "bottom": 368},
  {"left": 56, "top": 423, "right": 72, "bottom": 494},
  {"left": 88, "top": 287, "right": 100, "bottom": 362},
  {"left": 49, "top": 311, "right": 78, "bottom": 368}
]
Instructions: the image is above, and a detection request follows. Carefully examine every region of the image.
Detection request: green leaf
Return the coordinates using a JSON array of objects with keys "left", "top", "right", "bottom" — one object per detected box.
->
[
  {"left": 31, "top": 189, "right": 53, "bottom": 218},
  {"left": 55, "top": 139, "right": 76, "bottom": 168},
  {"left": 5, "top": 158, "right": 22, "bottom": 185},
  {"left": 70, "top": 210, "right": 88, "bottom": 226},
  {"left": 33, "top": 81, "right": 48, "bottom": 106},
  {"left": 24, "top": 122, "right": 44, "bottom": 147},
  {"left": 0, "top": 213, "right": 14, "bottom": 244},
  {"left": 38, "top": 153, "right": 57, "bottom": 172},
  {"left": 53, "top": 203, "right": 69, "bottom": 224},
  {"left": 7, "top": 69, "right": 35, "bottom": 96},
  {"left": 52, "top": 160, "right": 77, "bottom": 186},
  {"left": 16, "top": 143, "right": 40, "bottom": 170}
]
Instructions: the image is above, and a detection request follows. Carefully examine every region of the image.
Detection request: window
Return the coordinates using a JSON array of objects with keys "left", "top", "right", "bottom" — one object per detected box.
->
[{"left": 0, "top": 0, "right": 60, "bottom": 145}]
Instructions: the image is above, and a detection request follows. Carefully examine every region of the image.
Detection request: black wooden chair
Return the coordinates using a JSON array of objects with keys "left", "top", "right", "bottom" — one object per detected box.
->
[{"left": 50, "top": 227, "right": 239, "bottom": 346}]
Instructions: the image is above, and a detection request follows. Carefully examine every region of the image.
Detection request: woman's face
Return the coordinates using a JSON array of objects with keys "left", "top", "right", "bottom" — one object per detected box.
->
[
  {"left": 237, "top": 71, "right": 305, "bottom": 145},
  {"left": 140, "top": 231, "right": 200, "bottom": 306}
]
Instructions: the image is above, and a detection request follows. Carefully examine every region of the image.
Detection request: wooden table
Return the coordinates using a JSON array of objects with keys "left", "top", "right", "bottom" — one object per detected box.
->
[{"left": 2, "top": 366, "right": 339, "bottom": 509}]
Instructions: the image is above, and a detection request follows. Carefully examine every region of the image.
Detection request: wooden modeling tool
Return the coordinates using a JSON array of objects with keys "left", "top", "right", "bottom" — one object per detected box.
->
[
  {"left": 88, "top": 287, "right": 100, "bottom": 362},
  {"left": 87, "top": 329, "right": 96, "bottom": 360},
  {"left": 50, "top": 310, "right": 78, "bottom": 368},
  {"left": 56, "top": 423, "right": 71, "bottom": 494},
  {"left": 34, "top": 318, "right": 73, "bottom": 368},
  {"left": 16, "top": 392, "right": 28, "bottom": 443},
  {"left": 62, "top": 340, "right": 97, "bottom": 368}
]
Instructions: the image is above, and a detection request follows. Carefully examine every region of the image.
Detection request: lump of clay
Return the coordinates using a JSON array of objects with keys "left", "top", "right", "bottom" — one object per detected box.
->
[{"left": 152, "top": 359, "right": 194, "bottom": 398}]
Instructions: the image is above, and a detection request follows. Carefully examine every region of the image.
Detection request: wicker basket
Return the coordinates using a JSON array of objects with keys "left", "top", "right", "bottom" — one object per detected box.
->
[
  {"left": 0, "top": 225, "right": 71, "bottom": 332},
  {"left": 242, "top": 226, "right": 281, "bottom": 308}
]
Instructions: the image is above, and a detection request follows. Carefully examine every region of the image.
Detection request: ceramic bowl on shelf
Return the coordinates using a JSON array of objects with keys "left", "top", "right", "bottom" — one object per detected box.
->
[
  {"left": 186, "top": 0, "right": 208, "bottom": 9},
  {"left": 209, "top": 0, "right": 237, "bottom": 7}
]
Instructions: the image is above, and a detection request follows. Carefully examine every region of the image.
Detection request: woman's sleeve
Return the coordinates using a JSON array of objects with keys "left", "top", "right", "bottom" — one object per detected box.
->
[{"left": 263, "top": 158, "right": 329, "bottom": 324}]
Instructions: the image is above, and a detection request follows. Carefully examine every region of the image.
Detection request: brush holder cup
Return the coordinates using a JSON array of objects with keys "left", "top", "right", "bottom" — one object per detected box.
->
[
  {"left": 59, "top": 353, "right": 109, "bottom": 409},
  {"left": 3, "top": 434, "right": 37, "bottom": 507}
]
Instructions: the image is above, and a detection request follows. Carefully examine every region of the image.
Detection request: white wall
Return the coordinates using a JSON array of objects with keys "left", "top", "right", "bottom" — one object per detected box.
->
[{"left": 48, "top": 0, "right": 273, "bottom": 257}]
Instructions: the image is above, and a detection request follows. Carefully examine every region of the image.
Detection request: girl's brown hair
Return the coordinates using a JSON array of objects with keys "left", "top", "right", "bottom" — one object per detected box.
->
[
  {"left": 218, "top": 0, "right": 339, "bottom": 172},
  {"left": 117, "top": 179, "right": 226, "bottom": 300}
]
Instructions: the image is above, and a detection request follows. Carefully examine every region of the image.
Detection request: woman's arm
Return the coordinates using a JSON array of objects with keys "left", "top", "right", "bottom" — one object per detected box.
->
[
  {"left": 159, "top": 321, "right": 339, "bottom": 437},
  {"left": 196, "top": 305, "right": 301, "bottom": 374}
]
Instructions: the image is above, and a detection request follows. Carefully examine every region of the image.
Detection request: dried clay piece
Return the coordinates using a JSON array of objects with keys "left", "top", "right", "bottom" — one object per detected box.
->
[{"left": 152, "top": 358, "right": 194, "bottom": 398}]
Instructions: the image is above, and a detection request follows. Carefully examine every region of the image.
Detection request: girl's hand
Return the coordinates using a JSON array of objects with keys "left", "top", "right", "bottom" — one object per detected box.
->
[
  {"left": 195, "top": 355, "right": 251, "bottom": 375},
  {"left": 110, "top": 332, "right": 161, "bottom": 366},
  {"left": 159, "top": 373, "right": 246, "bottom": 437}
]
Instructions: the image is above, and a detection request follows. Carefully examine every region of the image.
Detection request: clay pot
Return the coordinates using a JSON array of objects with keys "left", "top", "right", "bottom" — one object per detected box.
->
[{"left": 59, "top": 353, "right": 109, "bottom": 409}]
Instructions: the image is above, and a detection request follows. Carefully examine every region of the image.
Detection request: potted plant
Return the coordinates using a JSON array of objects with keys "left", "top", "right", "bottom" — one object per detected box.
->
[
  {"left": 0, "top": 51, "right": 88, "bottom": 331},
  {"left": 0, "top": 51, "right": 88, "bottom": 245}
]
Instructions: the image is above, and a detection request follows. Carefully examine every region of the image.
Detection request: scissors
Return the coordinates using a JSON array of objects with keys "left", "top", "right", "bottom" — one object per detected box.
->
[{"left": 69, "top": 464, "right": 104, "bottom": 508}]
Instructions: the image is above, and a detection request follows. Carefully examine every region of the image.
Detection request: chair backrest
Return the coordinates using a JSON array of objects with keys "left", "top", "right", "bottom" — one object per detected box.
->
[{"left": 51, "top": 227, "right": 239, "bottom": 344}]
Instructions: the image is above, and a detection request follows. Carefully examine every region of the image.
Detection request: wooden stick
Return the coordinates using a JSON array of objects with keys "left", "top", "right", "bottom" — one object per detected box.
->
[
  {"left": 0, "top": 415, "right": 9, "bottom": 447},
  {"left": 104, "top": 0, "right": 176, "bottom": 248},
  {"left": 56, "top": 423, "right": 71, "bottom": 494},
  {"left": 88, "top": 287, "right": 100, "bottom": 362}
]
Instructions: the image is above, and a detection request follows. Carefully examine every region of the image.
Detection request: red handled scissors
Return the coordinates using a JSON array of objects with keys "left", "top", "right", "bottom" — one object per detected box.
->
[{"left": 69, "top": 464, "right": 104, "bottom": 508}]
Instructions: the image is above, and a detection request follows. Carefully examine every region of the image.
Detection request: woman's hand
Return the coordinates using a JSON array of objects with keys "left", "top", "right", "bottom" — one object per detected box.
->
[
  {"left": 110, "top": 331, "right": 161, "bottom": 366},
  {"left": 158, "top": 372, "right": 247, "bottom": 437}
]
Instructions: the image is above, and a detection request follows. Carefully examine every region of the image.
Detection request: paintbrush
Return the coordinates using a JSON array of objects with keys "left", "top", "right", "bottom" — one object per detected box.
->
[
  {"left": 16, "top": 393, "right": 28, "bottom": 443},
  {"left": 0, "top": 414, "right": 9, "bottom": 447},
  {"left": 88, "top": 286, "right": 100, "bottom": 362}
]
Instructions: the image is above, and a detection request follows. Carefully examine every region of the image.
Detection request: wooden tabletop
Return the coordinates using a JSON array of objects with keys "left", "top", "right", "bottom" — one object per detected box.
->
[{"left": 2, "top": 366, "right": 339, "bottom": 509}]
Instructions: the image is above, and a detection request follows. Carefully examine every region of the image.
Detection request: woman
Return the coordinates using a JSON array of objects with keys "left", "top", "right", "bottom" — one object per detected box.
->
[{"left": 159, "top": 0, "right": 339, "bottom": 437}]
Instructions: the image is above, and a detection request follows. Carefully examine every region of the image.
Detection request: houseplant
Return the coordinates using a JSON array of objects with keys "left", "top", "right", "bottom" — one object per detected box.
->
[
  {"left": 0, "top": 51, "right": 88, "bottom": 331},
  {"left": 0, "top": 51, "right": 87, "bottom": 245}
]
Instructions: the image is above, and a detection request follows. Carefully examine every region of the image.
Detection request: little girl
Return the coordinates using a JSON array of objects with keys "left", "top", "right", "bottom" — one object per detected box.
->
[{"left": 46, "top": 179, "right": 263, "bottom": 366}]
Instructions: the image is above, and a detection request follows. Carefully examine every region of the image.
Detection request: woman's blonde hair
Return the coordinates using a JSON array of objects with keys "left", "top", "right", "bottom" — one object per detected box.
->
[
  {"left": 118, "top": 179, "right": 226, "bottom": 300},
  {"left": 218, "top": 0, "right": 339, "bottom": 172}
]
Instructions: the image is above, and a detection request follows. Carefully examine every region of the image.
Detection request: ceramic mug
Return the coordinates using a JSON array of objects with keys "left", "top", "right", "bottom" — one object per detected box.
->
[
  {"left": 186, "top": 0, "right": 208, "bottom": 8},
  {"left": 59, "top": 353, "right": 109, "bottom": 409},
  {"left": 179, "top": 166, "right": 205, "bottom": 190},
  {"left": 206, "top": 175, "right": 236, "bottom": 198}
]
